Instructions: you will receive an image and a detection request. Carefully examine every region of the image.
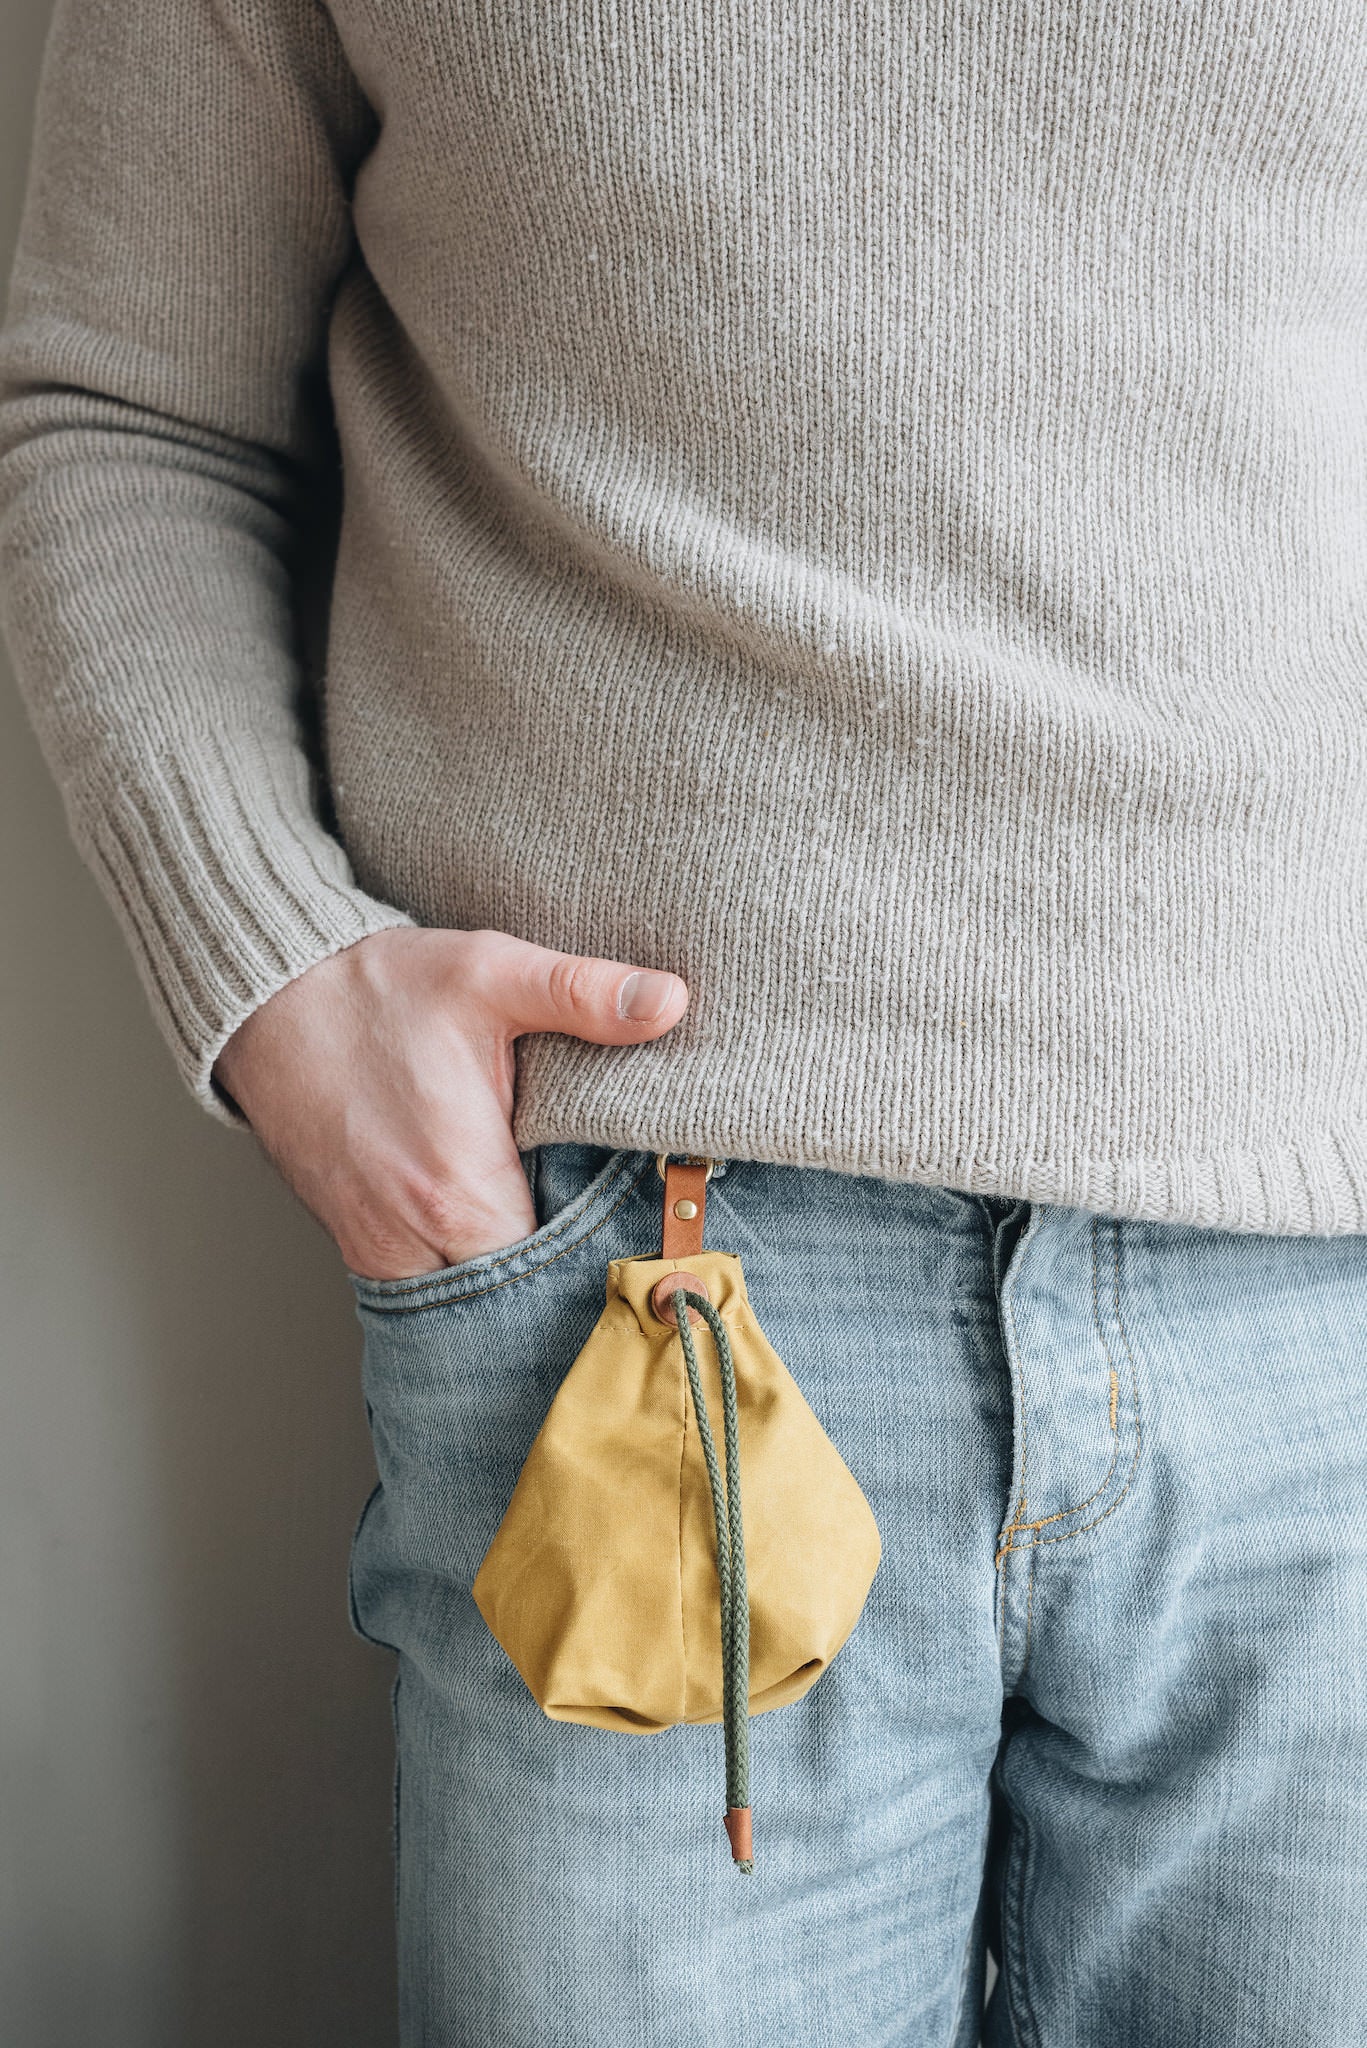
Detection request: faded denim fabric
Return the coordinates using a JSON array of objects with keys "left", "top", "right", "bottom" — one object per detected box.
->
[{"left": 346, "top": 1144, "right": 1367, "bottom": 2046}]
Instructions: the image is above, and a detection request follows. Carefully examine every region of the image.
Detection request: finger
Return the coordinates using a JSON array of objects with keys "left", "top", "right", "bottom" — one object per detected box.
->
[{"left": 474, "top": 935, "right": 689, "bottom": 1044}]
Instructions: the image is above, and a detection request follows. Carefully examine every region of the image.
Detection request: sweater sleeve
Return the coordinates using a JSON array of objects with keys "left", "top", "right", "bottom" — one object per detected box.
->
[{"left": 0, "top": 0, "right": 417, "bottom": 1129}]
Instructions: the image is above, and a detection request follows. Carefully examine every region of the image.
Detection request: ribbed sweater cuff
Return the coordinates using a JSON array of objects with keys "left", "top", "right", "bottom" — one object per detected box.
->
[{"left": 64, "top": 724, "right": 417, "bottom": 1128}]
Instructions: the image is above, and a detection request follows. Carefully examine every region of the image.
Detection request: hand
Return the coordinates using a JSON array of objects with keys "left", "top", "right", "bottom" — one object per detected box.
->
[{"left": 211, "top": 927, "right": 689, "bottom": 1280}]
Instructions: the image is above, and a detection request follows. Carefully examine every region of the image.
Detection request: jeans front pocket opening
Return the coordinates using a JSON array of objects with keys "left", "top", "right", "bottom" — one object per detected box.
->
[{"left": 345, "top": 1145, "right": 655, "bottom": 1316}]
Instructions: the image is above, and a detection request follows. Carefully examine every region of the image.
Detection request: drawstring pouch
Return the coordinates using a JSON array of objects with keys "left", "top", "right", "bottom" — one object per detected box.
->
[{"left": 471, "top": 1153, "right": 882, "bottom": 1873}]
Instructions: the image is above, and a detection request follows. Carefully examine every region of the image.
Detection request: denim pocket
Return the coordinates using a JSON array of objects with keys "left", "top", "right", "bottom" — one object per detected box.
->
[
  {"left": 347, "top": 1144, "right": 658, "bottom": 1617},
  {"left": 344, "top": 1144, "right": 650, "bottom": 1315}
]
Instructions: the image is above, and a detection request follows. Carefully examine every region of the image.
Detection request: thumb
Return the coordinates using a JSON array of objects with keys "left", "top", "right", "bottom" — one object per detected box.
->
[{"left": 485, "top": 936, "right": 690, "bottom": 1046}]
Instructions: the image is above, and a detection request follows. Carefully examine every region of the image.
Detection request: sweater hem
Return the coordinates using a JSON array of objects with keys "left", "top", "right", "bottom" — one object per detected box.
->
[{"left": 510, "top": 1050, "right": 1367, "bottom": 1238}]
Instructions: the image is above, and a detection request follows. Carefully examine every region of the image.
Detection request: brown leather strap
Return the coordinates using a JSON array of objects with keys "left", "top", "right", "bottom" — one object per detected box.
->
[
  {"left": 723, "top": 1806, "right": 753, "bottom": 1862},
  {"left": 660, "top": 1156, "right": 710, "bottom": 1258}
]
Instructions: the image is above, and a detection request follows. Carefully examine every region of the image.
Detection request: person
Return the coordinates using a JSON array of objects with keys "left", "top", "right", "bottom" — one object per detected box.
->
[{"left": 3, "top": 0, "right": 1367, "bottom": 2039}]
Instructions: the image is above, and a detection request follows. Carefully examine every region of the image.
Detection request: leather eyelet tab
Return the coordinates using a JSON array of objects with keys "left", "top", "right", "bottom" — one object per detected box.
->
[{"left": 650, "top": 1270, "right": 710, "bottom": 1325}]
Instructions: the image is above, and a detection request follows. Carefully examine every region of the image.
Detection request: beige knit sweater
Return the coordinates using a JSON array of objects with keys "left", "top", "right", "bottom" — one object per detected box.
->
[{"left": 3, "top": 0, "right": 1367, "bottom": 1234}]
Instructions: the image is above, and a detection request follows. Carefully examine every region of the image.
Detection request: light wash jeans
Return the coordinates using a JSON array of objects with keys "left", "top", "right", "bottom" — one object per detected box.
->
[{"left": 345, "top": 1143, "right": 1367, "bottom": 2046}]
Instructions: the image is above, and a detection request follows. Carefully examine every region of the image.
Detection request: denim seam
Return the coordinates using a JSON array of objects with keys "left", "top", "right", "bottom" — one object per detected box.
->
[
  {"left": 346, "top": 1479, "right": 408, "bottom": 1656},
  {"left": 942, "top": 1828, "right": 990, "bottom": 2047},
  {"left": 998, "top": 1219, "right": 1119, "bottom": 1556},
  {"left": 996, "top": 1551, "right": 1009, "bottom": 1670},
  {"left": 982, "top": 1196, "right": 1028, "bottom": 1553},
  {"left": 1021, "top": 1217, "right": 1144, "bottom": 1549},
  {"left": 986, "top": 1197, "right": 1028, "bottom": 1678},
  {"left": 353, "top": 1156, "right": 652, "bottom": 1315},
  {"left": 390, "top": 1666, "right": 403, "bottom": 1943},
  {"left": 1001, "top": 1790, "right": 1040, "bottom": 2048},
  {"left": 1017, "top": 1544, "right": 1039, "bottom": 1686},
  {"left": 998, "top": 1218, "right": 1142, "bottom": 1555}
]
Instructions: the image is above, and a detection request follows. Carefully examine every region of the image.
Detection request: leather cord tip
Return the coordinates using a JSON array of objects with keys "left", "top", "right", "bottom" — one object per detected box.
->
[{"left": 723, "top": 1805, "right": 753, "bottom": 1864}]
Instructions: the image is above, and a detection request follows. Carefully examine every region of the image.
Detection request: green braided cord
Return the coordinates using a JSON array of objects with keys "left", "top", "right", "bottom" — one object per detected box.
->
[
  {"left": 677, "top": 1309, "right": 734, "bottom": 1663},
  {"left": 673, "top": 1288, "right": 753, "bottom": 1873}
]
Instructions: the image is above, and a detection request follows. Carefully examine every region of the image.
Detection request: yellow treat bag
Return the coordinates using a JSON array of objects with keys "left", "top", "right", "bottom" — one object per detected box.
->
[{"left": 471, "top": 1154, "right": 882, "bottom": 1872}]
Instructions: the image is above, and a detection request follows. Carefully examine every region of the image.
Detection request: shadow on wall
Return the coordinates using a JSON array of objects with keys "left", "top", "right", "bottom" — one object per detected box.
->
[
  {"left": 0, "top": 695, "right": 399, "bottom": 2045},
  {"left": 0, "top": 10, "right": 397, "bottom": 2035}
]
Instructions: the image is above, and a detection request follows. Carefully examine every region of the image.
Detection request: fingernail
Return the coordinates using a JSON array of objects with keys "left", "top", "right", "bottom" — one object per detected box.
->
[{"left": 619, "top": 970, "right": 678, "bottom": 1022}]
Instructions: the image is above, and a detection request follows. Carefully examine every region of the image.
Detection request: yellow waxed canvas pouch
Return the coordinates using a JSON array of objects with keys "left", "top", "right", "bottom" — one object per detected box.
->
[{"left": 471, "top": 1154, "right": 882, "bottom": 1873}]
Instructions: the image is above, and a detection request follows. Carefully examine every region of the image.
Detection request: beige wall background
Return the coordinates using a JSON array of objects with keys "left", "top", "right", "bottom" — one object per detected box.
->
[{"left": 1, "top": 8, "right": 399, "bottom": 2041}]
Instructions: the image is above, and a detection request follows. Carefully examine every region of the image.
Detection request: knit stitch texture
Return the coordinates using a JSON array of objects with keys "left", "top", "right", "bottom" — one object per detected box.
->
[{"left": 3, "top": 0, "right": 1367, "bottom": 1233}]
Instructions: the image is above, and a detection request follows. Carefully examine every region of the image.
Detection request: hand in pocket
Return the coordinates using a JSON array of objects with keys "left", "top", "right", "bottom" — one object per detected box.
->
[{"left": 210, "top": 926, "right": 688, "bottom": 1281}]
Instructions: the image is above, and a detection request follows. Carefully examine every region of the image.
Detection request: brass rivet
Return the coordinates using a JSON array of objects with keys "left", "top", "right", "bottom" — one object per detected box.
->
[{"left": 673, "top": 1198, "right": 698, "bottom": 1220}]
